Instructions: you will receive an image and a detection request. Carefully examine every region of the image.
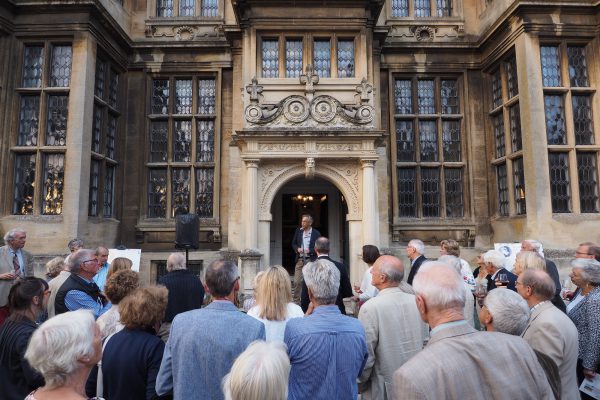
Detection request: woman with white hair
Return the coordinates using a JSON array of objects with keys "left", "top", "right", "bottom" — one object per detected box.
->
[
  {"left": 513, "top": 250, "right": 566, "bottom": 312},
  {"left": 222, "top": 340, "right": 290, "bottom": 400},
  {"left": 24, "top": 310, "right": 103, "bottom": 400},
  {"left": 438, "top": 255, "right": 475, "bottom": 327}
]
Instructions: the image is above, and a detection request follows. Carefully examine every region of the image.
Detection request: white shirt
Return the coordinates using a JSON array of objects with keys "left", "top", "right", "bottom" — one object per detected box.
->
[
  {"left": 248, "top": 302, "right": 304, "bottom": 342},
  {"left": 359, "top": 267, "right": 379, "bottom": 302},
  {"left": 302, "top": 228, "right": 312, "bottom": 252}
]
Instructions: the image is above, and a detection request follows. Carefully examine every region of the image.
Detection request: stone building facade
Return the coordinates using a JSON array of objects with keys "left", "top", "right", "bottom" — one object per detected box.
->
[{"left": 0, "top": 0, "right": 599, "bottom": 287}]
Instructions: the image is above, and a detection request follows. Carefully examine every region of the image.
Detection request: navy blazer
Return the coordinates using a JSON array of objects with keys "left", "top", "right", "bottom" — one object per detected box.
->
[
  {"left": 291, "top": 228, "right": 321, "bottom": 262},
  {"left": 487, "top": 268, "right": 517, "bottom": 292},
  {"left": 301, "top": 255, "right": 353, "bottom": 315},
  {"left": 407, "top": 255, "right": 427, "bottom": 285}
]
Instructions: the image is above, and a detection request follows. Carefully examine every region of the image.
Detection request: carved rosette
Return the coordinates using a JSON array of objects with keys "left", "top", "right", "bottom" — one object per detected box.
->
[
  {"left": 311, "top": 96, "right": 337, "bottom": 123},
  {"left": 245, "top": 105, "right": 263, "bottom": 123},
  {"left": 175, "top": 26, "right": 195, "bottom": 41},
  {"left": 282, "top": 96, "right": 310, "bottom": 123},
  {"left": 414, "top": 26, "right": 436, "bottom": 42}
]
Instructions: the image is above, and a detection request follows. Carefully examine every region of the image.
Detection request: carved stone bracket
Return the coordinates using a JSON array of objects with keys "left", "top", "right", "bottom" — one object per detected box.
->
[
  {"left": 245, "top": 76, "right": 263, "bottom": 103},
  {"left": 305, "top": 158, "right": 316, "bottom": 179},
  {"left": 356, "top": 78, "right": 373, "bottom": 104},
  {"left": 299, "top": 64, "right": 319, "bottom": 98}
]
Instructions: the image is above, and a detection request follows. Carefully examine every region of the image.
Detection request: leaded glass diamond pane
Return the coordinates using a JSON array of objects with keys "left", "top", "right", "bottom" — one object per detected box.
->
[
  {"left": 313, "top": 39, "right": 331, "bottom": 78},
  {"left": 157, "top": 0, "right": 173, "bottom": 17},
  {"left": 106, "top": 114, "right": 117, "bottom": 159},
  {"left": 422, "top": 168, "right": 440, "bottom": 217},
  {"left": 415, "top": 0, "right": 431, "bottom": 17},
  {"left": 196, "top": 168, "right": 214, "bottom": 217},
  {"left": 152, "top": 79, "right": 170, "bottom": 115},
  {"left": 392, "top": 0, "right": 408, "bottom": 16},
  {"left": 46, "top": 95, "right": 68, "bottom": 146},
  {"left": 196, "top": 120, "right": 214, "bottom": 162},
  {"left": 419, "top": 120, "right": 438, "bottom": 161},
  {"left": 493, "top": 113, "right": 505, "bottom": 158},
  {"left": 148, "top": 169, "right": 167, "bottom": 218},
  {"left": 18, "top": 95, "right": 40, "bottom": 146},
  {"left": 13, "top": 154, "right": 36, "bottom": 215},
  {"left": 285, "top": 39, "right": 303, "bottom": 78},
  {"left": 505, "top": 55, "right": 519, "bottom": 98},
  {"left": 437, "top": 0, "right": 452, "bottom": 17},
  {"left": 445, "top": 168, "right": 463, "bottom": 217},
  {"left": 572, "top": 95, "right": 594, "bottom": 145},
  {"left": 397, "top": 168, "right": 416, "bottom": 217},
  {"left": 22, "top": 46, "right": 44, "bottom": 88},
  {"left": 173, "top": 120, "right": 192, "bottom": 162},
  {"left": 108, "top": 69, "right": 119, "bottom": 109},
  {"left": 88, "top": 160, "right": 100, "bottom": 217},
  {"left": 417, "top": 80, "right": 435, "bottom": 114},
  {"left": 201, "top": 0, "right": 218, "bottom": 17},
  {"left": 49, "top": 46, "right": 71, "bottom": 87},
  {"left": 540, "top": 46, "right": 561, "bottom": 87},
  {"left": 262, "top": 39, "right": 279, "bottom": 78},
  {"left": 92, "top": 105, "right": 102, "bottom": 153},
  {"left": 496, "top": 164, "right": 508, "bottom": 216},
  {"left": 491, "top": 69, "right": 502, "bottom": 109},
  {"left": 548, "top": 152, "right": 571, "bottom": 213},
  {"left": 441, "top": 80, "right": 459, "bottom": 114},
  {"left": 42, "top": 153, "right": 64, "bottom": 215},
  {"left": 198, "top": 79, "right": 216, "bottom": 115},
  {"left": 180, "top": 0, "right": 194, "bottom": 16},
  {"left": 567, "top": 46, "right": 589, "bottom": 87},
  {"left": 513, "top": 157, "right": 526, "bottom": 215},
  {"left": 509, "top": 104, "right": 522, "bottom": 152},
  {"left": 337, "top": 40, "right": 354, "bottom": 78},
  {"left": 396, "top": 120, "right": 415, "bottom": 162},
  {"left": 95, "top": 59, "right": 105, "bottom": 99},
  {"left": 150, "top": 121, "right": 168, "bottom": 162},
  {"left": 577, "top": 153, "right": 599, "bottom": 213},
  {"left": 175, "top": 79, "right": 193, "bottom": 114},
  {"left": 442, "top": 120, "right": 461, "bottom": 162},
  {"left": 394, "top": 80, "right": 412, "bottom": 114},
  {"left": 544, "top": 95, "right": 566, "bottom": 145},
  {"left": 172, "top": 168, "right": 190, "bottom": 217},
  {"left": 104, "top": 165, "right": 115, "bottom": 218}
]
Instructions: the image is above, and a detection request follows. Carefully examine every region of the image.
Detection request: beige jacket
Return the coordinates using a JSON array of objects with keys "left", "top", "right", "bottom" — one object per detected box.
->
[{"left": 0, "top": 245, "right": 34, "bottom": 307}]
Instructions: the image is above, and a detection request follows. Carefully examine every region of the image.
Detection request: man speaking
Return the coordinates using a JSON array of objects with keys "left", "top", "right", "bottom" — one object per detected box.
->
[{"left": 291, "top": 214, "right": 320, "bottom": 304}]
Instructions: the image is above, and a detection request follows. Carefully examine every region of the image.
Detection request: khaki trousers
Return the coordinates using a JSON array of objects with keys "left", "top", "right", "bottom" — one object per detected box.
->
[{"left": 292, "top": 258, "right": 305, "bottom": 305}]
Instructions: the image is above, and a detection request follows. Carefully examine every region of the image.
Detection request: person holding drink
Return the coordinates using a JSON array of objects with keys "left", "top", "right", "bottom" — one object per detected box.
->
[
  {"left": 291, "top": 214, "right": 320, "bottom": 305},
  {"left": 482, "top": 250, "right": 517, "bottom": 292}
]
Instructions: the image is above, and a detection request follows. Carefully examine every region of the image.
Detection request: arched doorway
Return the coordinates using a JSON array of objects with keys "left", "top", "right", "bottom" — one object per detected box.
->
[{"left": 269, "top": 177, "right": 349, "bottom": 275}]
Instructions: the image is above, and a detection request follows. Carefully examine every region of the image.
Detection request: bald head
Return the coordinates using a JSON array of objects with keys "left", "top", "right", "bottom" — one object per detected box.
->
[
  {"left": 373, "top": 255, "right": 405, "bottom": 284},
  {"left": 413, "top": 261, "right": 465, "bottom": 311},
  {"left": 519, "top": 269, "right": 555, "bottom": 302}
]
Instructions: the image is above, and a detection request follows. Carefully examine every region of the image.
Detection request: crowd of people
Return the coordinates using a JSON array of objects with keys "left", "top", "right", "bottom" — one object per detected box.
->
[{"left": 0, "top": 224, "right": 600, "bottom": 399}]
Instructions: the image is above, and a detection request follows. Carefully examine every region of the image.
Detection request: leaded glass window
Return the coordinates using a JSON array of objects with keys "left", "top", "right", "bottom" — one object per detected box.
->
[
  {"left": 198, "top": 79, "right": 216, "bottom": 114},
  {"left": 46, "top": 95, "right": 68, "bottom": 146},
  {"left": 49, "top": 46, "right": 71, "bottom": 87},
  {"left": 505, "top": 55, "right": 518, "bottom": 99},
  {"left": 493, "top": 114, "right": 505, "bottom": 158},
  {"left": 196, "top": 168, "right": 214, "bottom": 217},
  {"left": 22, "top": 46, "right": 43, "bottom": 88},
  {"left": 509, "top": 104, "right": 522, "bottom": 152},
  {"left": 436, "top": 0, "right": 452, "bottom": 17},
  {"left": 180, "top": 0, "right": 194, "bottom": 16},
  {"left": 544, "top": 95, "right": 566, "bottom": 145},
  {"left": 285, "top": 39, "right": 303, "bottom": 78},
  {"left": 441, "top": 80, "right": 459, "bottom": 114},
  {"left": 391, "top": 0, "right": 409, "bottom": 17},
  {"left": 150, "top": 121, "right": 168, "bottom": 162},
  {"left": 417, "top": 80, "right": 435, "bottom": 114},
  {"left": 572, "top": 95, "right": 594, "bottom": 145},
  {"left": 513, "top": 157, "right": 526, "bottom": 215},
  {"left": 496, "top": 164, "right": 509, "bottom": 216},
  {"left": 337, "top": 39, "right": 354, "bottom": 78},
  {"left": 567, "top": 46, "right": 588, "bottom": 87},
  {"left": 148, "top": 169, "right": 167, "bottom": 218},
  {"left": 540, "top": 46, "right": 561, "bottom": 87},
  {"left": 419, "top": 120, "right": 438, "bottom": 161},
  {"left": 548, "top": 153, "right": 571, "bottom": 213},
  {"left": 175, "top": 79, "right": 193, "bottom": 114},
  {"left": 104, "top": 165, "right": 115, "bottom": 218},
  {"left": 442, "top": 120, "right": 461, "bottom": 162},
  {"left": 396, "top": 120, "right": 415, "bottom": 162},
  {"left": 157, "top": 0, "right": 174, "bottom": 17},
  {"left": 397, "top": 168, "right": 416, "bottom": 217},
  {"left": 95, "top": 59, "right": 105, "bottom": 98},
  {"left": 261, "top": 39, "right": 279, "bottom": 78},
  {"left": 42, "top": 153, "right": 64, "bottom": 215},
  {"left": 172, "top": 168, "right": 191, "bottom": 216},
  {"left": 577, "top": 153, "right": 599, "bottom": 213},
  {"left": 92, "top": 105, "right": 102, "bottom": 153},
  {"left": 17, "top": 96, "right": 40, "bottom": 146},
  {"left": 313, "top": 39, "right": 331, "bottom": 78},
  {"left": 201, "top": 0, "right": 218, "bottom": 17},
  {"left": 89, "top": 160, "right": 100, "bottom": 217},
  {"left": 421, "top": 168, "right": 440, "bottom": 217},
  {"left": 395, "top": 80, "right": 412, "bottom": 114},
  {"left": 491, "top": 69, "right": 502, "bottom": 109},
  {"left": 174, "top": 120, "right": 192, "bottom": 162},
  {"left": 414, "top": 0, "right": 431, "bottom": 17},
  {"left": 391, "top": 0, "right": 452, "bottom": 17},
  {"left": 445, "top": 168, "right": 464, "bottom": 217},
  {"left": 152, "top": 79, "right": 170, "bottom": 115},
  {"left": 13, "top": 154, "right": 36, "bottom": 215},
  {"left": 196, "top": 120, "right": 214, "bottom": 162}
]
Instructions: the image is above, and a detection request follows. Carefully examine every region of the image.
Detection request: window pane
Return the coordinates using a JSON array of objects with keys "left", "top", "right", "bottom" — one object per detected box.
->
[
  {"left": 496, "top": 164, "right": 508, "bottom": 216},
  {"left": 445, "top": 168, "right": 463, "bottom": 217},
  {"left": 13, "top": 154, "right": 36, "bottom": 215},
  {"left": 414, "top": 0, "right": 431, "bottom": 17},
  {"left": 49, "top": 45, "right": 72, "bottom": 87},
  {"left": 175, "top": 79, "right": 193, "bottom": 114},
  {"left": 548, "top": 152, "right": 571, "bottom": 213},
  {"left": 17, "top": 95, "right": 40, "bottom": 146},
  {"left": 42, "top": 153, "right": 65, "bottom": 215},
  {"left": 567, "top": 46, "right": 589, "bottom": 87},
  {"left": 22, "top": 46, "right": 44, "bottom": 88},
  {"left": 313, "top": 39, "right": 331, "bottom": 78},
  {"left": 173, "top": 120, "right": 192, "bottom": 162},
  {"left": 397, "top": 168, "right": 416, "bottom": 217},
  {"left": 46, "top": 95, "right": 68, "bottom": 146},
  {"left": 196, "top": 168, "right": 214, "bottom": 217},
  {"left": 440, "top": 80, "right": 459, "bottom": 114},
  {"left": 540, "top": 46, "right": 561, "bottom": 87},
  {"left": 577, "top": 153, "right": 599, "bottom": 213},
  {"left": 88, "top": 160, "right": 100, "bottom": 217},
  {"left": 148, "top": 169, "right": 167, "bottom": 218},
  {"left": 104, "top": 165, "right": 115, "bottom": 218},
  {"left": 509, "top": 103, "right": 522, "bottom": 152},
  {"left": 157, "top": 0, "right": 173, "bottom": 17},
  {"left": 180, "top": 0, "right": 194, "bottom": 16},
  {"left": 544, "top": 95, "right": 566, "bottom": 145},
  {"left": 417, "top": 80, "right": 435, "bottom": 114},
  {"left": 337, "top": 39, "right": 354, "bottom": 78},
  {"left": 171, "top": 168, "right": 191, "bottom": 217},
  {"left": 396, "top": 120, "right": 415, "bottom": 162},
  {"left": 513, "top": 157, "right": 526, "bottom": 215},
  {"left": 285, "top": 39, "right": 303, "bottom": 78},
  {"left": 196, "top": 120, "right": 215, "bottom": 162},
  {"left": 505, "top": 55, "right": 519, "bottom": 98},
  {"left": 106, "top": 114, "right": 117, "bottom": 159},
  {"left": 394, "top": 79, "right": 412, "bottom": 114},
  {"left": 442, "top": 120, "right": 461, "bottom": 162},
  {"left": 198, "top": 79, "right": 216, "bottom": 115},
  {"left": 572, "top": 95, "right": 594, "bottom": 145},
  {"left": 150, "top": 121, "right": 168, "bottom": 162},
  {"left": 201, "top": 0, "right": 218, "bottom": 17},
  {"left": 108, "top": 69, "right": 119, "bottom": 109},
  {"left": 152, "top": 79, "right": 170, "bottom": 115},
  {"left": 492, "top": 113, "right": 505, "bottom": 158},
  {"left": 436, "top": 0, "right": 452, "bottom": 17},
  {"left": 262, "top": 39, "right": 279, "bottom": 78},
  {"left": 95, "top": 59, "right": 105, "bottom": 99},
  {"left": 491, "top": 69, "right": 502, "bottom": 109},
  {"left": 391, "top": 0, "right": 408, "bottom": 17},
  {"left": 421, "top": 168, "right": 440, "bottom": 217},
  {"left": 92, "top": 105, "right": 102, "bottom": 153},
  {"left": 419, "top": 120, "right": 438, "bottom": 161}
]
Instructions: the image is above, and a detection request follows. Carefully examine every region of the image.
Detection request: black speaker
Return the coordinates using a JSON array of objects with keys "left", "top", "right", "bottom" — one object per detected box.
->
[{"left": 175, "top": 214, "right": 200, "bottom": 249}]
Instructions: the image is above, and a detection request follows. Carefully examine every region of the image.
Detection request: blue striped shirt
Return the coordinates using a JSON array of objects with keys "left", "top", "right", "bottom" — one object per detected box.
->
[{"left": 64, "top": 279, "right": 111, "bottom": 319}]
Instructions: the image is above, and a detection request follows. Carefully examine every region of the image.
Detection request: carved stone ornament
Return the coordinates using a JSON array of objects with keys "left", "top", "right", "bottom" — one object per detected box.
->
[
  {"left": 356, "top": 78, "right": 373, "bottom": 104},
  {"left": 299, "top": 64, "right": 319, "bottom": 95},
  {"left": 305, "top": 158, "right": 316, "bottom": 179},
  {"left": 283, "top": 96, "right": 311, "bottom": 123},
  {"left": 413, "top": 26, "right": 436, "bottom": 42},
  {"left": 175, "top": 26, "right": 195, "bottom": 41},
  {"left": 246, "top": 76, "right": 263, "bottom": 103}
]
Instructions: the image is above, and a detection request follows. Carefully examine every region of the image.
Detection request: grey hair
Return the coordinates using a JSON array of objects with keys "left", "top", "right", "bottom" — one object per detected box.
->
[
  {"left": 483, "top": 250, "right": 505, "bottom": 270},
  {"left": 413, "top": 261, "right": 465, "bottom": 309},
  {"left": 484, "top": 289, "right": 530, "bottom": 336},
  {"left": 222, "top": 340, "right": 290, "bottom": 400},
  {"left": 437, "top": 255, "right": 462, "bottom": 274},
  {"left": 520, "top": 269, "right": 555, "bottom": 301},
  {"left": 571, "top": 258, "right": 600, "bottom": 284},
  {"left": 25, "top": 310, "right": 97, "bottom": 389},
  {"left": 3, "top": 228, "right": 26, "bottom": 244},
  {"left": 67, "top": 238, "right": 85, "bottom": 250},
  {"left": 68, "top": 249, "right": 96, "bottom": 274},
  {"left": 303, "top": 259, "right": 340, "bottom": 305},
  {"left": 378, "top": 257, "right": 405, "bottom": 283},
  {"left": 167, "top": 252, "right": 187, "bottom": 272},
  {"left": 315, "top": 237, "right": 330, "bottom": 254},
  {"left": 408, "top": 239, "right": 425, "bottom": 254},
  {"left": 301, "top": 214, "right": 313, "bottom": 224},
  {"left": 205, "top": 260, "right": 239, "bottom": 297},
  {"left": 522, "top": 239, "right": 543, "bottom": 256}
]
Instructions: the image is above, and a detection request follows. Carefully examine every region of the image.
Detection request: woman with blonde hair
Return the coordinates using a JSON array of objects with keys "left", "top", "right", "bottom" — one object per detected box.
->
[
  {"left": 513, "top": 250, "right": 566, "bottom": 312},
  {"left": 248, "top": 266, "right": 304, "bottom": 342},
  {"left": 106, "top": 257, "right": 132, "bottom": 281}
]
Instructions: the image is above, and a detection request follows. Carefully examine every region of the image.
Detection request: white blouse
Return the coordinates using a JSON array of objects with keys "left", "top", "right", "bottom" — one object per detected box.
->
[{"left": 248, "top": 302, "right": 304, "bottom": 342}]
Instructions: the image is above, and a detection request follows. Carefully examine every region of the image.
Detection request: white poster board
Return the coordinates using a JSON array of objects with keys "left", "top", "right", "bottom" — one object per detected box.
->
[
  {"left": 108, "top": 249, "right": 142, "bottom": 272},
  {"left": 493, "top": 243, "right": 522, "bottom": 272}
]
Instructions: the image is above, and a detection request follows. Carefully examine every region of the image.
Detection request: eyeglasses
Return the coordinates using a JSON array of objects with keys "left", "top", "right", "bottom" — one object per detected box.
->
[{"left": 576, "top": 251, "right": 590, "bottom": 256}]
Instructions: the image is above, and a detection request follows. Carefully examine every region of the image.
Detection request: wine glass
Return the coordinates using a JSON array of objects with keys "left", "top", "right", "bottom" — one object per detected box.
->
[{"left": 495, "top": 273, "right": 509, "bottom": 288}]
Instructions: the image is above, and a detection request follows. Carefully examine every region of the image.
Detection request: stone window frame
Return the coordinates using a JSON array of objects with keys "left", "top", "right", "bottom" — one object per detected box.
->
[
  {"left": 144, "top": 73, "right": 221, "bottom": 224},
  {"left": 540, "top": 41, "right": 600, "bottom": 214},
  {"left": 257, "top": 32, "right": 358, "bottom": 79},
  {"left": 390, "top": 0, "right": 455, "bottom": 18},
  {"left": 154, "top": 0, "right": 220, "bottom": 18},
  {"left": 11, "top": 41, "right": 72, "bottom": 216}
]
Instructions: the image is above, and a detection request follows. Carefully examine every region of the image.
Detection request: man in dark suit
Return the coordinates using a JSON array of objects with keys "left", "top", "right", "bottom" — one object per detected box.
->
[
  {"left": 406, "top": 239, "right": 427, "bottom": 285},
  {"left": 301, "top": 237, "right": 352, "bottom": 314},
  {"left": 483, "top": 249, "right": 517, "bottom": 292},
  {"left": 291, "top": 214, "right": 321, "bottom": 304}
]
